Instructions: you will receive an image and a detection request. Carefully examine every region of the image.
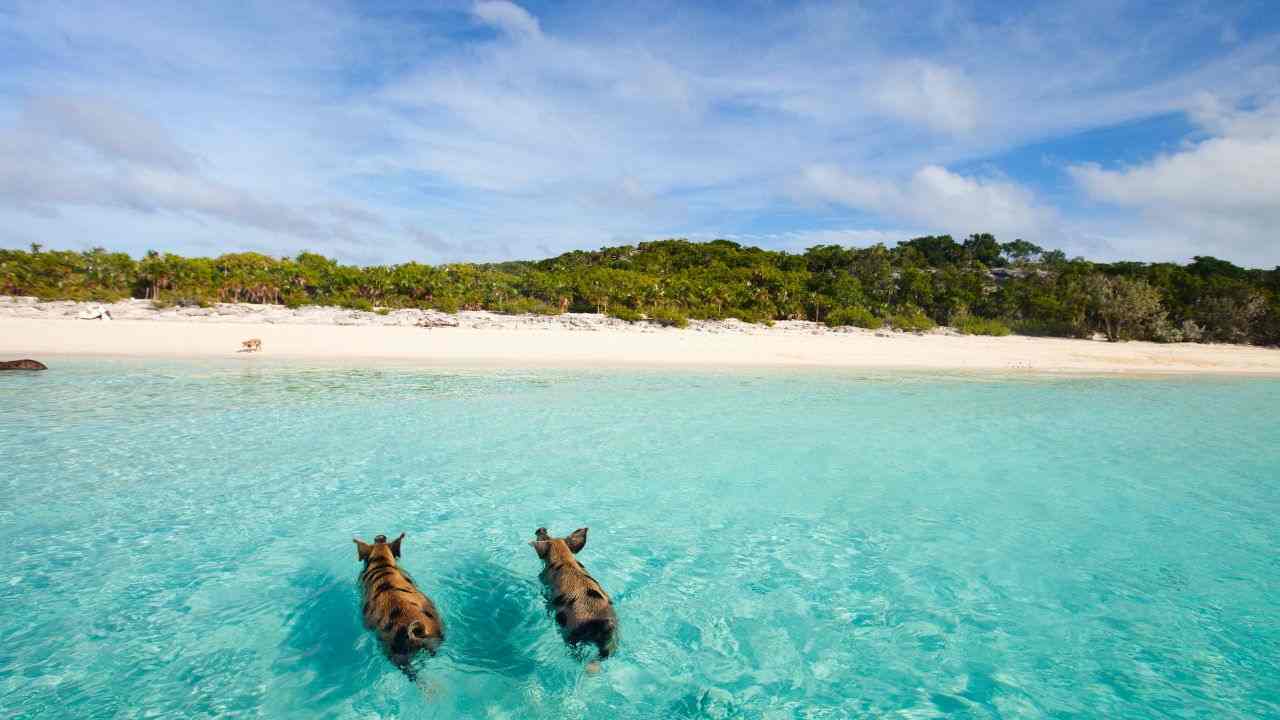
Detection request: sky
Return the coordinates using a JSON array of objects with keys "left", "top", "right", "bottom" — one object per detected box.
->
[{"left": 1, "top": 0, "right": 1278, "bottom": 267}]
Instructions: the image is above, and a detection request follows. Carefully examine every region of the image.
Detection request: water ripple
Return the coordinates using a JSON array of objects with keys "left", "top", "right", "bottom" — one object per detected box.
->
[{"left": 1, "top": 361, "right": 1278, "bottom": 718}]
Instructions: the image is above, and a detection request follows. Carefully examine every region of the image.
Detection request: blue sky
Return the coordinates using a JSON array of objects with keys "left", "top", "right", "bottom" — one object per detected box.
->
[{"left": 1, "top": 0, "right": 1278, "bottom": 266}]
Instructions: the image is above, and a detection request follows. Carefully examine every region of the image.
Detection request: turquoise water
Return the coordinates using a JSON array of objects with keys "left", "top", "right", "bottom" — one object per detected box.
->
[{"left": 1, "top": 361, "right": 1278, "bottom": 719}]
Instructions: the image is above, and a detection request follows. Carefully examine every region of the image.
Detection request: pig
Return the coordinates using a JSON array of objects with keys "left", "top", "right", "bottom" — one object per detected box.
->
[
  {"left": 354, "top": 533, "right": 445, "bottom": 676},
  {"left": 530, "top": 527, "right": 618, "bottom": 663}
]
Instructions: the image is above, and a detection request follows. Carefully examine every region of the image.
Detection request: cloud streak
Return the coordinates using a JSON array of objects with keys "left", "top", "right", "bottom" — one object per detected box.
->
[{"left": 799, "top": 164, "right": 1056, "bottom": 241}]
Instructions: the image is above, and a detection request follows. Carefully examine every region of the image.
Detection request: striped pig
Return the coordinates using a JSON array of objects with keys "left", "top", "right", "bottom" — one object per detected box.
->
[
  {"left": 354, "top": 533, "right": 445, "bottom": 674},
  {"left": 530, "top": 527, "right": 618, "bottom": 663}
]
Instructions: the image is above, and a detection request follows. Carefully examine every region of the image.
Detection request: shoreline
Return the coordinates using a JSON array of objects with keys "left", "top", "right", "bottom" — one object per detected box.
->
[{"left": 2, "top": 297, "right": 1279, "bottom": 376}]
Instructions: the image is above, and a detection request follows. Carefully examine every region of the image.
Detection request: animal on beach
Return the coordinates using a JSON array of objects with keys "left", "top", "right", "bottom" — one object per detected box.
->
[
  {"left": 240, "top": 338, "right": 262, "bottom": 352},
  {"left": 530, "top": 527, "right": 618, "bottom": 665},
  {"left": 0, "top": 359, "right": 47, "bottom": 370},
  {"left": 354, "top": 533, "right": 445, "bottom": 676}
]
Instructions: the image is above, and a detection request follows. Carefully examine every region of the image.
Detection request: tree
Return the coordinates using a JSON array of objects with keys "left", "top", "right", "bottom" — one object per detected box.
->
[
  {"left": 898, "top": 235, "right": 963, "bottom": 267},
  {"left": 1000, "top": 239, "right": 1044, "bottom": 265},
  {"left": 963, "top": 233, "right": 1004, "bottom": 267},
  {"left": 1194, "top": 282, "right": 1266, "bottom": 343},
  {"left": 1086, "top": 274, "right": 1165, "bottom": 342}
]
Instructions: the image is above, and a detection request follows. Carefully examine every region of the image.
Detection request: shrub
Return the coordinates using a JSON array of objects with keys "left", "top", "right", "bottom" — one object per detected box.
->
[
  {"left": 647, "top": 306, "right": 689, "bottom": 328},
  {"left": 151, "top": 300, "right": 172, "bottom": 310},
  {"left": 87, "top": 289, "right": 129, "bottom": 303},
  {"left": 955, "top": 316, "right": 1011, "bottom": 336},
  {"left": 431, "top": 296, "right": 461, "bottom": 314},
  {"left": 825, "top": 306, "right": 882, "bottom": 329},
  {"left": 495, "top": 297, "right": 560, "bottom": 315},
  {"left": 376, "top": 307, "right": 391, "bottom": 316},
  {"left": 724, "top": 309, "right": 770, "bottom": 325},
  {"left": 888, "top": 307, "right": 936, "bottom": 332},
  {"left": 1009, "top": 319, "right": 1084, "bottom": 338},
  {"left": 344, "top": 298, "right": 374, "bottom": 312},
  {"left": 609, "top": 307, "right": 644, "bottom": 322},
  {"left": 1085, "top": 274, "right": 1164, "bottom": 342}
]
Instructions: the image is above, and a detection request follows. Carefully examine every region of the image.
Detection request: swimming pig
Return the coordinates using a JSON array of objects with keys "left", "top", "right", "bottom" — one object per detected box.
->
[
  {"left": 530, "top": 527, "right": 618, "bottom": 663},
  {"left": 354, "top": 533, "right": 444, "bottom": 674}
]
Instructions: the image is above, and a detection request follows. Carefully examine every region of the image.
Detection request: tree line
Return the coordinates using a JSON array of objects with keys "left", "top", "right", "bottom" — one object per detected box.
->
[{"left": 2, "top": 235, "right": 1278, "bottom": 345}]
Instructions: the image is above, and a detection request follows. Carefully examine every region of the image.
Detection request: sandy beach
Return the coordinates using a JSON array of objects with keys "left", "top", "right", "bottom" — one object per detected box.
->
[{"left": 2, "top": 296, "right": 1278, "bottom": 374}]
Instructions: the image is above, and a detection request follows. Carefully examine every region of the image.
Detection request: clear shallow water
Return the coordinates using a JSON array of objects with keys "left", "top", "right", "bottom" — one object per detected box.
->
[{"left": 1, "top": 361, "right": 1278, "bottom": 719}]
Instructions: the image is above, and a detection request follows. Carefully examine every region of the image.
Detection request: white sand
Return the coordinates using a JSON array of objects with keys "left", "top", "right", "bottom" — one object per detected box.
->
[{"left": 2, "top": 298, "right": 1278, "bottom": 374}]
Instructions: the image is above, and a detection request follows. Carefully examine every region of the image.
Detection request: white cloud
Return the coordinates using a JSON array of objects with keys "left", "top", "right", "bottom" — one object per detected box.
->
[
  {"left": 27, "top": 96, "right": 197, "bottom": 172},
  {"left": 1, "top": 0, "right": 1277, "bottom": 265},
  {"left": 473, "top": 1, "right": 542, "bottom": 40},
  {"left": 799, "top": 164, "right": 1056, "bottom": 240},
  {"left": 0, "top": 96, "right": 388, "bottom": 249},
  {"left": 872, "top": 61, "right": 979, "bottom": 134},
  {"left": 1069, "top": 100, "right": 1280, "bottom": 265}
]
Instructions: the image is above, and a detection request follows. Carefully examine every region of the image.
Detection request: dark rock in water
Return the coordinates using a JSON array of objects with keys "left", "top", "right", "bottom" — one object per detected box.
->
[{"left": 0, "top": 359, "right": 47, "bottom": 370}]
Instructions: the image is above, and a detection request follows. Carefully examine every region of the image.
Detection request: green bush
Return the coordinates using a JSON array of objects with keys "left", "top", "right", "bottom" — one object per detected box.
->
[
  {"left": 151, "top": 300, "right": 173, "bottom": 310},
  {"left": 344, "top": 298, "right": 374, "bottom": 312},
  {"left": 375, "top": 307, "right": 391, "bottom": 316},
  {"left": 888, "top": 307, "right": 936, "bottom": 332},
  {"left": 609, "top": 307, "right": 644, "bottom": 322},
  {"left": 724, "top": 309, "right": 772, "bottom": 325},
  {"left": 1009, "top": 319, "right": 1085, "bottom": 338},
  {"left": 647, "top": 306, "right": 689, "bottom": 328},
  {"left": 495, "top": 297, "right": 560, "bottom": 315},
  {"left": 825, "top": 306, "right": 882, "bottom": 329},
  {"left": 430, "top": 296, "right": 461, "bottom": 314},
  {"left": 955, "top": 316, "right": 1011, "bottom": 336}
]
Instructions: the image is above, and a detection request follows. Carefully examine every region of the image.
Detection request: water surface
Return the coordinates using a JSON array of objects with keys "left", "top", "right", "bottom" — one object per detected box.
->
[{"left": 1, "top": 361, "right": 1277, "bottom": 718}]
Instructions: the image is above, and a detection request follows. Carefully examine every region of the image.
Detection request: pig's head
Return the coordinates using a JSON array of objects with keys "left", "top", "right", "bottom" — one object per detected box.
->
[
  {"left": 530, "top": 527, "right": 588, "bottom": 561},
  {"left": 354, "top": 532, "right": 404, "bottom": 567}
]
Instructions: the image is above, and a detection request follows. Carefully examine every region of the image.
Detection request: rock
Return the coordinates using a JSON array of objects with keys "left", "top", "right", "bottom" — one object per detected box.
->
[
  {"left": 415, "top": 311, "right": 459, "bottom": 328},
  {"left": 76, "top": 304, "right": 113, "bottom": 320},
  {"left": 0, "top": 359, "right": 47, "bottom": 370}
]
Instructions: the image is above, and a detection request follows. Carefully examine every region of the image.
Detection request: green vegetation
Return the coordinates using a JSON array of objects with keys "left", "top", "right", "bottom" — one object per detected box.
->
[
  {"left": 825, "top": 307, "right": 882, "bottom": 329},
  {"left": 954, "top": 314, "right": 1012, "bottom": 336},
  {"left": 888, "top": 307, "right": 937, "bottom": 333},
  {"left": 2, "top": 236, "right": 1278, "bottom": 345},
  {"left": 607, "top": 307, "right": 644, "bottom": 323},
  {"left": 646, "top": 306, "right": 689, "bottom": 328}
]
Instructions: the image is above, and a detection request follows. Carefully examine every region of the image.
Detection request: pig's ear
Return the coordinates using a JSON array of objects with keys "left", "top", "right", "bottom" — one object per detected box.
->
[
  {"left": 529, "top": 540, "right": 550, "bottom": 559},
  {"left": 389, "top": 533, "right": 405, "bottom": 558},
  {"left": 535, "top": 527, "right": 551, "bottom": 542},
  {"left": 566, "top": 527, "right": 588, "bottom": 554},
  {"left": 354, "top": 538, "right": 372, "bottom": 561}
]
